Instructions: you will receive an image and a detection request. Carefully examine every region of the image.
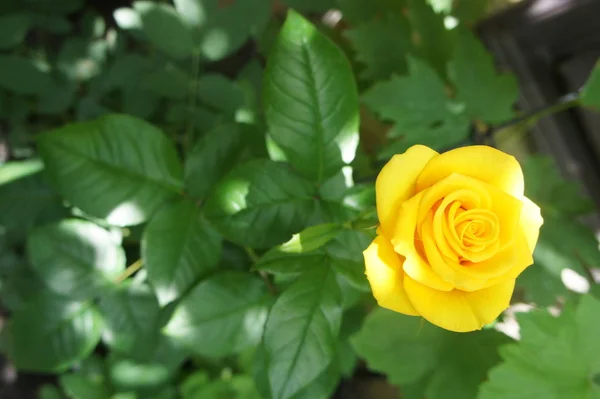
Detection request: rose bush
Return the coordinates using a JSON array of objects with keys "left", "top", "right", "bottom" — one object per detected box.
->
[{"left": 364, "top": 145, "right": 544, "bottom": 332}]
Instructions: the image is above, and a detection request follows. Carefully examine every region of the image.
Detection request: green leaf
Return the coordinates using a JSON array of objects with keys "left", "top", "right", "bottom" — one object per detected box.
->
[
  {"left": 364, "top": 56, "right": 469, "bottom": 153},
  {"left": 98, "top": 283, "right": 162, "bottom": 358},
  {"left": 449, "top": 28, "right": 518, "bottom": 124},
  {"left": 197, "top": 73, "right": 247, "bottom": 115},
  {"left": 0, "top": 13, "right": 32, "bottom": 50},
  {"left": 271, "top": 223, "right": 343, "bottom": 255},
  {"left": 581, "top": 61, "right": 600, "bottom": 112},
  {"left": 0, "top": 55, "right": 52, "bottom": 95},
  {"left": 60, "top": 373, "right": 111, "bottom": 399},
  {"left": 516, "top": 265, "right": 574, "bottom": 307},
  {"left": 172, "top": 0, "right": 215, "bottom": 27},
  {"left": 0, "top": 264, "right": 47, "bottom": 312},
  {"left": 0, "top": 159, "right": 65, "bottom": 234},
  {"left": 133, "top": 1, "right": 194, "bottom": 60},
  {"left": 262, "top": 266, "right": 342, "bottom": 399},
  {"left": 257, "top": 229, "right": 370, "bottom": 291},
  {"left": 37, "top": 77, "right": 77, "bottom": 115},
  {"left": 452, "top": 0, "right": 489, "bottom": 25},
  {"left": 264, "top": 10, "right": 360, "bottom": 183},
  {"left": 108, "top": 358, "right": 171, "bottom": 392},
  {"left": 7, "top": 294, "right": 104, "bottom": 373},
  {"left": 38, "top": 385, "right": 64, "bottom": 399},
  {"left": 38, "top": 114, "right": 183, "bottom": 226},
  {"left": 182, "top": 375, "right": 261, "bottom": 399},
  {"left": 27, "top": 219, "right": 125, "bottom": 300},
  {"left": 204, "top": 159, "right": 316, "bottom": 248},
  {"left": 142, "top": 199, "right": 221, "bottom": 306},
  {"left": 533, "top": 213, "right": 599, "bottom": 290},
  {"left": 281, "top": 0, "right": 337, "bottom": 13},
  {"left": 23, "top": 0, "right": 84, "bottom": 14},
  {"left": 408, "top": 0, "right": 454, "bottom": 78},
  {"left": 195, "top": 0, "right": 271, "bottom": 62},
  {"left": 184, "top": 123, "right": 252, "bottom": 200},
  {"left": 164, "top": 271, "right": 270, "bottom": 358},
  {"left": 141, "top": 63, "right": 190, "bottom": 99},
  {"left": 478, "top": 295, "right": 600, "bottom": 399},
  {"left": 335, "top": 0, "right": 406, "bottom": 25},
  {"left": 57, "top": 37, "right": 108, "bottom": 82},
  {"left": 523, "top": 155, "right": 594, "bottom": 216},
  {"left": 351, "top": 309, "right": 509, "bottom": 398},
  {"left": 344, "top": 14, "right": 412, "bottom": 81}
]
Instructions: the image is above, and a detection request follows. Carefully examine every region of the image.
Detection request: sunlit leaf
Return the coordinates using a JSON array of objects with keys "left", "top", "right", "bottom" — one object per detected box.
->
[
  {"left": 204, "top": 159, "right": 316, "bottom": 248},
  {"left": 142, "top": 199, "right": 221, "bottom": 306},
  {"left": 38, "top": 114, "right": 183, "bottom": 226},
  {"left": 164, "top": 271, "right": 270, "bottom": 358},
  {"left": 478, "top": 295, "right": 600, "bottom": 398},
  {"left": 264, "top": 11, "right": 360, "bottom": 184},
  {"left": 28, "top": 219, "right": 126, "bottom": 300}
]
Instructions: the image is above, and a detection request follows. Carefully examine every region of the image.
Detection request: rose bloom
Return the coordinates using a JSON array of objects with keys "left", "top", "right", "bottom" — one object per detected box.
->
[{"left": 363, "top": 145, "right": 543, "bottom": 332}]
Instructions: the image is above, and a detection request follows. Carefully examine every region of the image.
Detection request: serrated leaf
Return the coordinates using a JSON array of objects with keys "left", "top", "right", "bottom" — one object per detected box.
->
[
  {"left": 142, "top": 199, "right": 221, "bottom": 306},
  {"left": 0, "top": 13, "right": 32, "bottom": 50},
  {"left": 344, "top": 14, "right": 412, "bottom": 81},
  {"left": 256, "top": 229, "right": 370, "bottom": 291},
  {"left": 581, "top": 61, "right": 600, "bottom": 112},
  {"left": 98, "top": 283, "right": 162, "bottom": 358},
  {"left": 38, "top": 114, "right": 183, "bottom": 226},
  {"left": 7, "top": 294, "right": 103, "bottom": 373},
  {"left": 204, "top": 159, "right": 316, "bottom": 248},
  {"left": 133, "top": 1, "right": 194, "bottom": 59},
  {"left": 478, "top": 295, "right": 600, "bottom": 399},
  {"left": 27, "top": 219, "right": 125, "bottom": 300},
  {"left": 184, "top": 123, "right": 251, "bottom": 200},
  {"left": 351, "top": 309, "right": 509, "bottom": 398},
  {"left": 364, "top": 56, "right": 469, "bottom": 152},
  {"left": 264, "top": 10, "right": 359, "bottom": 183},
  {"left": 449, "top": 28, "right": 518, "bottom": 124},
  {"left": 0, "top": 55, "right": 52, "bottom": 95},
  {"left": 408, "top": 0, "right": 454, "bottom": 78},
  {"left": 164, "top": 271, "right": 270, "bottom": 358},
  {"left": 263, "top": 266, "right": 342, "bottom": 399}
]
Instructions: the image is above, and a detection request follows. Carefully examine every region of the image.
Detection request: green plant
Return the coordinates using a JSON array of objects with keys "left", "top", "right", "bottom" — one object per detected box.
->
[{"left": 1, "top": 1, "right": 600, "bottom": 398}]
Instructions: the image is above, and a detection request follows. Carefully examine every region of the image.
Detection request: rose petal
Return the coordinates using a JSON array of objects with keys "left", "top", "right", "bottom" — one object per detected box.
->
[
  {"left": 416, "top": 146, "right": 525, "bottom": 197},
  {"left": 364, "top": 235, "right": 419, "bottom": 316},
  {"left": 404, "top": 276, "right": 515, "bottom": 332},
  {"left": 376, "top": 145, "right": 438, "bottom": 238},
  {"left": 392, "top": 192, "right": 454, "bottom": 291},
  {"left": 520, "top": 195, "right": 544, "bottom": 252}
]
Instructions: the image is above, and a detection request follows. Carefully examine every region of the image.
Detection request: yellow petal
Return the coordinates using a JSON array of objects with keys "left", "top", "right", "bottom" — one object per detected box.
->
[
  {"left": 422, "top": 213, "right": 490, "bottom": 291},
  {"left": 392, "top": 192, "right": 454, "bottom": 291},
  {"left": 364, "top": 235, "right": 419, "bottom": 316},
  {"left": 404, "top": 276, "right": 515, "bottom": 332},
  {"left": 416, "top": 146, "right": 525, "bottom": 197},
  {"left": 520, "top": 195, "right": 543, "bottom": 252},
  {"left": 376, "top": 145, "right": 438, "bottom": 237}
]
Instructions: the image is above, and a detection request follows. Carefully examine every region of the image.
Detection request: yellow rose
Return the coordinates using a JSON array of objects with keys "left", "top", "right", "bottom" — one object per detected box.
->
[{"left": 363, "top": 145, "right": 543, "bottom": 332}]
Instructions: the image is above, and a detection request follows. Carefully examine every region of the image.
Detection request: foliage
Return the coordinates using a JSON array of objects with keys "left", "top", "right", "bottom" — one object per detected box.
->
[{"left": 0, "top": 1, "right": 599, "bottom": 398}]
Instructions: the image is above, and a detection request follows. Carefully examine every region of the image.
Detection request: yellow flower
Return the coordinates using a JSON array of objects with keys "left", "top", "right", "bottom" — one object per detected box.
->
[{"left": 363, "top": 145, "right": 543, "bottom": 332}]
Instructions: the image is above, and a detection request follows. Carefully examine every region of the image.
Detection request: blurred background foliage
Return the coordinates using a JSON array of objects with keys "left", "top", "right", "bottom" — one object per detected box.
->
[{"left": 1, "top": 0, "right": 600, "bottom": 398}]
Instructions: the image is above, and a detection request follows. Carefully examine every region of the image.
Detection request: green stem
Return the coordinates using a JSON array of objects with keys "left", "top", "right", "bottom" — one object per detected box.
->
[
  {"left": 115, "top": 259, "right": 143, "bottom": 283},
  {"left": 245, "top": 246, "right": 277, "bottom": 295}
]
